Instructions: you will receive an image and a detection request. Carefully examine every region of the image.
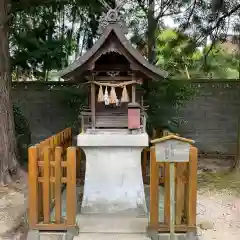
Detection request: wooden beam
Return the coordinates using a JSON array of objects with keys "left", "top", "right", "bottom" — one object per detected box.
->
[
  {"left": 131, "top": 73, "right": 136, "bottom": 103},
  {"left": 132, "top": 84, "right": 136, "bottom": 103},
  {"left": 32, "top": 223, "right": 75, "bottom": 231},
  {"left": 147, "top": 224, "right": 196, "bottom": 233},
  {"left": 91, "top": 79, "right": 96, "bottom": 129},
  {"left": 95, "top": 76, "right": 132, "bottom": 81}
]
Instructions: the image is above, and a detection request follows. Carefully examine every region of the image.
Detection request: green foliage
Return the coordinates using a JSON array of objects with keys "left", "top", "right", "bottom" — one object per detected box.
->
[
  {"left": 144, "top": 78, "right": 195, "bottom": 133},
  {"left": 202, "top": 44, "right": 240, "bottom": 79},
  {"left": 156, "top": 29, "right": 239, "bottom": 79},
  {"left": 156, "top": 29, "right": 202, "bottom": 79}
]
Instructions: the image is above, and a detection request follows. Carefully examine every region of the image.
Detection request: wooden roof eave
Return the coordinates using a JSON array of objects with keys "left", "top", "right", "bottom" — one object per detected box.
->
[{"left": 58, "top": 24, "right": 168, "bottom": 80}]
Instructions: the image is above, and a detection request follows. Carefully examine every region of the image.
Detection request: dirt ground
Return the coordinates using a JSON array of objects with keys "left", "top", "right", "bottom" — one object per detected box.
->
[
  {"left": 0, "top": 169, "right": 28, "bottom": 240},
  {"left": 197, "top": 189, "right": 240, "bottom": 240},
  {"left": 197, "top": 156, "right": 240, "bottom": 240}
]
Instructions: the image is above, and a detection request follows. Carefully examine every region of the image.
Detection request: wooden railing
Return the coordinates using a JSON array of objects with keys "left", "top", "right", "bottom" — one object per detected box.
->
[
  {"left": 28, "top": 127, "right": 78, "bottom": 231},
  {"left": 148, "top": 145, "right": 198, "bottom": 233}
]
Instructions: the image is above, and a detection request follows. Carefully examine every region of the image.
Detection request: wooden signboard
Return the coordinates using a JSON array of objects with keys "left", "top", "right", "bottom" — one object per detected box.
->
[
  {"left": 151, "top": 135, "right": 194, "bottom": 240},
  {"left": 155, "top": 139, "right": 191, "bottom": 163}
]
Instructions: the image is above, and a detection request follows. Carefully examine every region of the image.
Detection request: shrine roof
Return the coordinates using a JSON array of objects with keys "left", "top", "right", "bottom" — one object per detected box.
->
[{"left": 59, "top": 23, "right": 168, "bottom": 80}]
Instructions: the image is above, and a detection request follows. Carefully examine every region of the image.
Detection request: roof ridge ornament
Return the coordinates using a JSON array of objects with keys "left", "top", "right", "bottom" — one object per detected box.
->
[{"left": 98, "top": 0, "right": 128, "bottom": 34}]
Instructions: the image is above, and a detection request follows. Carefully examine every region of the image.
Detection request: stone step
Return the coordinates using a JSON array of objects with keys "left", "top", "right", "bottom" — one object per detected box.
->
[
  {"left": 73, "top": 233, "right": 151, "bottom": 240},
  {"left": 77, "top": 215, "right": 148, "bottom": 234}
]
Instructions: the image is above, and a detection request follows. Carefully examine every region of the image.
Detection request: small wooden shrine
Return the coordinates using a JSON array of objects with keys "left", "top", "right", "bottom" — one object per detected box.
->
[{"left": 59, "top": 8, "right": 167, "bottom": 132}]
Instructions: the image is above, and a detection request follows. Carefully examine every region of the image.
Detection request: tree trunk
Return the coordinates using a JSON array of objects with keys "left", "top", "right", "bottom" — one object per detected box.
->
[
  {"left": 0, "top": 0, "right": 20, "bottom": 186},
  {"left": 147, "top": 0, "right": 157, "bottom": 64}
]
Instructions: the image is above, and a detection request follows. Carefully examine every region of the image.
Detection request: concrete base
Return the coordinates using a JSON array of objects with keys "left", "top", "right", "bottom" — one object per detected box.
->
[
  {"left": 73, "top": 233, "right": 151, "bottom": 240},
  {"left": 77, "top": 133, "right": 148, "bottom": 216},
  {"left": 77, "top": 215, "right": 148, "bottom": 233},
  {"left": 27, "top": 230, "right": 40, "bottom": 240}
]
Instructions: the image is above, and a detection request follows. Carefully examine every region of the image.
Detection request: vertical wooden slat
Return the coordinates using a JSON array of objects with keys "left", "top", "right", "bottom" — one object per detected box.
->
[
  {"left": 35, "top": 144, "right": 43, "bottom": 220},
  {"left": 50, "top": 147, "right": 55, "bottom": 203},
  {"left": 187, "top": 146, "right": 198, "bottom": 227},
  {"left": 28, "top": 146, "right": 39, "bottom": 227},
  {"left": 66, "top": 147, "right": 76, "bottom": 225},
  {"left": 55, "top": 147, "right": 62, "bottom": 224},
  {"left": 149, "top": 146, "right": 159, "bottom": 229},
  {"left": 164, "top": 163, "right": 170, "bottom": 226},
  {"left": 43, "top": 147, "right": 50, "bottom": 224},
  {"left": 175, "top": 163, "right": 186, "bottom": 224}
]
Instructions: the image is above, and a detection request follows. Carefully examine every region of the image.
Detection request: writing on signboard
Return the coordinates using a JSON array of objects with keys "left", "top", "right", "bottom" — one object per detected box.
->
[{"left": 155, "top": 139, "right": 190, "bottom": 162}]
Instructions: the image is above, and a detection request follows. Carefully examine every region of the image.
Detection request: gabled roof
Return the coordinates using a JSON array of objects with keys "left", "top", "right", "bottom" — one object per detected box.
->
[
  {"left": 59, "top": 23, "right": 168, "bottom": 80},
  {"left": 151, "top": 135, "right": 195, "bottom": 144}
]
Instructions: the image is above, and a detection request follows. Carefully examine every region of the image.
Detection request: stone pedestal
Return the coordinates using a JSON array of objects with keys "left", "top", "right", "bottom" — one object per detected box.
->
[{"left": 77, "top": 133, "right": 148, "bottom": 216}]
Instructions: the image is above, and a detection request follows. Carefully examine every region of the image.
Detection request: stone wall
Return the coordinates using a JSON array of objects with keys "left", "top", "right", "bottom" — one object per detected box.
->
[
  {"left": 12, "top": 82, "right": 83, "bottom": 144},
  {"left": 178, "top": 81, "right": 240, "bottom": 154},
  {"left": 12, "top": 81, "right": 240, "bottom": 154}
]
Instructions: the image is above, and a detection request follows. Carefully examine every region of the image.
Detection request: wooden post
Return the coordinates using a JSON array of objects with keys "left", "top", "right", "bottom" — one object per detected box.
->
[
  {"left": 67, "top": 147, "right": 76, "bottom": 226},
  {"left": 187, "top": 146, "right": 197, "bottom": 228},
  {"left": 91, "top": 80, "right": 96, "bottom": 129},
  {"left": 175, "top": 163, "right": 187, "bottom": 225},
  {"left": 149, "top": 146, "right": 159, "bottom": 230},
  {"left": 81, "top": 115, "right": 85, "bottom": 133},
  {"left": 55, "top": 147, "right": 62, "bottom": 224},
  {"left": 131, "top": 84, "right": 136, "bottom": 103},
  {"left": 28, "top": 146, "right": 39, "bottom": 228},
  {"left": 164, "top": 163, "right": 170, "bottom": 226},
  {"left": 169, "top": 162, "right": 175, "bottom": 240},
  {"left": 43, "top": 147, "right": 50, "bottom": 224}
]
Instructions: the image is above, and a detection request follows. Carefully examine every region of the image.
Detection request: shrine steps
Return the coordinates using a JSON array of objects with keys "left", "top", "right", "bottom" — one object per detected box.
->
[{"left": 76, "top": 215, "right": 148, "bottom": 233}]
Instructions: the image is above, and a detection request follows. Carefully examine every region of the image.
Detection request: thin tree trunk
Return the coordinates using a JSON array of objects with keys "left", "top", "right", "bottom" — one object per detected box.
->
[
  {"left": 67, "top": 4, "right": 77, "bottom": 63},
  {"left": 231, "top": 117, "right": 240, "bottom": 171},
  {"left": 0, "top": 0, "right": 20, "bottom": 185},
  {"left": 75, "top": 20, "right": 83, "bottom": 60}
]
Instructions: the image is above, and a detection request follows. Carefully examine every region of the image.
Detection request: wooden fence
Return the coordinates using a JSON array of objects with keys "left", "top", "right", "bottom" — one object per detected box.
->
[
  {"left": 28, "top": 127, "right": 78, "bottom": 231},
  {"left": 148, "top": 145, "right": 198, "bottom": 233}
]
